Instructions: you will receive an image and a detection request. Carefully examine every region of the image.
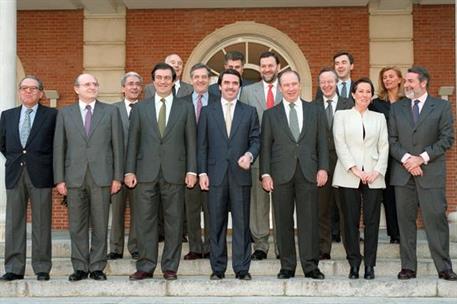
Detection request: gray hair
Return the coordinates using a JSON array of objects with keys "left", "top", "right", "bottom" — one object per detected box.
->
[
  {"left": 18, "top": 75, "right": 44, "bottom": 91},
  {"left": 121, "top": 71, "right": 143, "bottom": 86}
]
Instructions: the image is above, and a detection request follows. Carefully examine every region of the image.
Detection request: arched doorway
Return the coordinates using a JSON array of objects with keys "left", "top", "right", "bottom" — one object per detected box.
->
[{"left": 184, "top": 21, "right": 313, "bottom": 100}]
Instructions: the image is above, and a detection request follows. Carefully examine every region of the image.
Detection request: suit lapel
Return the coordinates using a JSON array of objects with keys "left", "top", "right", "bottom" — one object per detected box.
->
[
  {"left": 13, "top": 106, "right": 22, "bottom": 146},
  {"left": 69, "top": 103, "right": 87, "bottom": 141},
  {"left": 415, "top": 96, "right": 435, "bottom": 129},
  {"left": 401, "top": 99, "right": 415, "bottom": 129},
  {"left": 213, "top": 101, "right": 229, "bottom": 139},
  {"left": 147, "top": 98, "right": 160, "bottom": 139},
  {"left": 118, "top": 102, "right": 129, "bottom": 127},
  {"left": 89, "top": 100, "right": 106, "bottom": 138},
  {"left": 277, "top": 102, "right": 296, "bottom": 142},
  {"left": 254, "top": 83, "right": 267, "bottom": 111},
  {"left": 163, "top": 98, "right": 179, "bottom": 139},
  {"left": 298, "top": 100, "right": 309, "bottom": 142},
  {"left": 229, "top": 101, "right": 244, "bottom": 140},
  {"left": 26, "top": 104, "right": 46, "bottom": 146}
]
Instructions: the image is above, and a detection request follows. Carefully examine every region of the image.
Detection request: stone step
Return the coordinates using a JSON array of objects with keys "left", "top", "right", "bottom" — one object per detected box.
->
[
  {"left": 0, "top": 257, "right": 444, "bottom": 277},
  {"left": 0, "top": 275, "right": 456, "bottom": 298},
  {"left": 1, "top": 239, "right": 456, "bottom": 259}
]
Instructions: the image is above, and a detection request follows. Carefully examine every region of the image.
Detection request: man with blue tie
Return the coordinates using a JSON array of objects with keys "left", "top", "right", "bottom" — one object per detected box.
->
[
  {"left": 198, "top": 69, "right": 260, "bottom": 280},
  {"left": 0, "top": 75, "right": 57, "bottom": 281}
]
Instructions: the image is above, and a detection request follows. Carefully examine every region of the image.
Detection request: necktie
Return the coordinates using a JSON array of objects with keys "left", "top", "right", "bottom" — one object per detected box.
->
[
  {"left": 289, "top": 103, "right": 300, "bottom": 141},
  {"left": 225, "top": 102, "right": 232, "bottom": 136},
  {"left": 412, "top": 99, "right": 420, "bottom": 124},
  {"left": 84, "top": 105, "right": 92, "bottom": 137},
  {"left": 158, "top": 98, "right": 166, "bottom": 137},
  {"left": 326, "top": 99, "right": 333, "bottom": 128},
  {"left": 20, "top": 108, "right": 33, "bottom": 147},
  {"left": 128, "top": 102, "right": 136, "bottom": 119},
  {"left": 341, "top": 81, "right": 347, "bottom": 98},
  {"left": 196, "top": 94, "right": 203, "bottom": 122},
  {"left": 266, "top": 84, "right": 274, "bottom": 109}
]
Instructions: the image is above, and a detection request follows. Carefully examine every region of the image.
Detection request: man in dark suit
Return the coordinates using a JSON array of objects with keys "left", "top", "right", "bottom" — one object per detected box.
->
[
  {"left": 125, "top": 63, "right": 197, "bottom": 281},
  {"left": 0, "top": 75, "right": 57, "bottom": 281},
  {"left": 54, "top": 73, "right": 124, "bottom": 281},
  {"left": 107, "top": 72, "right": 143, "bottom": 261},
  {"left": 208, "top": 51, "right": 253, "bottom": 97},
  {"left": 181, "top": 63, "right": 218, "bottom": 260},
  {"left": 314, "top": 67, "right": 353, "bottom": 260},
  {"left": 144, "top": 53, "right": 193, "bottom": 98},
  {"left": 240, "top": 51, "right": 282, "bottom": 261},
  {"left": 198, "top": 69, "right": 260, "bottom": 280},
  {"left": 389, "top": 66, "right": 456, "bottom": 281},
  {"left": 261, "top": 70, "right": 329, "bottom": 280}
]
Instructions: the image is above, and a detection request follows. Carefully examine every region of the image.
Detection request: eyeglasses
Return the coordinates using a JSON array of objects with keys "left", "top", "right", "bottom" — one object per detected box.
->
[
  {"left": 78, "top": 82, "right": 99, "bottom": 88},
  {"left": 19, "top": 86, "right": 40, "bottom": 92}
]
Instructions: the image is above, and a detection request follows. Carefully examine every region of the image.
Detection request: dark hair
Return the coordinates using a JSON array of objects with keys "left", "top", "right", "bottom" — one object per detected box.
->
[
  {"left": 19, "top": 75, "right": 44, "bottom": 91},
  {"left": 151, "top": 63, "right": 177, "bottom": 82},
  {"left": 407, "top": 66, "right": 430, "bottom": 89},
  {"left": 351, "top": 77, "right": 374, "bottom": 97},
  {"left": 318, "top": 67, "right": 338, "bottom": 82},
  {"left": 224, "top": 51, "right": 245, "bottom": 64},
  {"left": 278, "top": 69, "right": 301, "bottom": 86},
  {"left": 333, "top": 51, "right": 354, "bottom": 65},
  {"left": 190, "top": 63, "right": 211, "bottom": 78},
  {"left": 259, "top": 51, "right": 280, "bottom": 65},
  {"left": 217, "top": 69, "right": 242, "bottom": 87}
]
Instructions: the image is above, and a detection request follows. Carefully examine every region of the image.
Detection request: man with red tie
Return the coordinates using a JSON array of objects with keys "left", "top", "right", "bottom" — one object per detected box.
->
[{"left": 240, "top": 51, "right": 282, "bottom": 261}]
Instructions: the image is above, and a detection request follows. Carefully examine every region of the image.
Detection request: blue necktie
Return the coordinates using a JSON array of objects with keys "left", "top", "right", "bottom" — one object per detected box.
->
[{"left": 412, "top": 100, "right": 420, "bottom": 124}]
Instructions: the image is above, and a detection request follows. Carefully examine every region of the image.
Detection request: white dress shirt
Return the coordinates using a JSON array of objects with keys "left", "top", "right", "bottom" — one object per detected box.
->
[
  {"left": 79, "top": 100, "right": 96, "bottom": 124},
  {"left": 154, "top": 93, "right": 173, "bottom": 124},
  {"left": 124, "top": 99, "right": 138, "bottom": 117},
  {"left": 282, "top": 99, "right": 303, "bottom": 132}
]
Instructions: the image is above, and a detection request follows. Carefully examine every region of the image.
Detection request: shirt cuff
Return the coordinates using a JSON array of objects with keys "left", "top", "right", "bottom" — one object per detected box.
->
[
  {"left": 261, "top": 174, "right": 271, "bottom": 179},
  {"left": 199, "top": 173, "right": 207, "bottom": 177},
  {"left": 401, "top": 153, "right": 412, "bottom": 164},
  {"left": 187, "top": 172, "right": 197, "bottom": 176},
  {"left": 420, "top": 151, "right": 430, "bottom": 165},
  {"left": 124, "top": 173, "right": 134, "bottom": 177},
  {"left": 245, "top": 152, "right": 254, "bottom": 163}
]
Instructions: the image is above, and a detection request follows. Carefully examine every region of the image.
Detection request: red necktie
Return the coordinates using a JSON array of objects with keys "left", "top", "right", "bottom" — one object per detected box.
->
[{"left": 266, "top": 84, "right": 274, "bottom": 109}]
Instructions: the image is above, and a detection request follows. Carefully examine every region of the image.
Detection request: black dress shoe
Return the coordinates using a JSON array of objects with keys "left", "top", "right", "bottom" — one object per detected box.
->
[
  {"left": 364, "top": 266, "right": 375, "bottom": 280},
  {"left": 277, "top": 269, "right": 295, "bottom": 279},
  {"left": 202, "top": 252, "right": 210, "bottom": 259},
  {"left": 36, "top": 272, "right": 50, "bottom": 281},
  {"left": 184, "top": 251, "right": 203, "bottom": 260},
  {"left": 89, "top": 270, "right": 107, "bottom": 281},
  {"left": 397, "top": 268, "right": 416, "bottom": 280},
  {"left": 251, "top": 250, "right": 267, "bottom": 260},
  {"left": 129, "top": 271, "right": 153, "bottom": 280},
  {"left": 0, "top": 272, "right": 24, "bottom": 281},
  {"left": 438, "top": 269, "right": 457, "bottom": 281},
  {"left": 390, "top": 237, "right": 400, "bottom": 244},
  {"left": 68, "top": 270, "right": 89, "bottom": 282},
  {"left": 348, "top": 267, "right": 359, "bottom": 279},
  {"left": 305, "top": 268, "right": 325, "bottom": 280},
  {"left": 107, "top": 252, "right": 123, "bottom": 260},
  {"left": 210, "top": 272, "right": 225, "bottom": 280},
  {"left": 181, "top": 235, "right": 188, "bottom": 243},
  {"left": 319, "top": 253, "right": 331, "bottom": 260},
  {"left": 131, "top": 251, "right": 140, "bottom": 260},
  {"left": 163, "top": 270, "right": 178, "bottom": 280},
  {"left": 332, "top": 234, "right": 341, "bottom": 243},
  {"left": 235, "top": 272, "right": 252, "bottom": 280}
]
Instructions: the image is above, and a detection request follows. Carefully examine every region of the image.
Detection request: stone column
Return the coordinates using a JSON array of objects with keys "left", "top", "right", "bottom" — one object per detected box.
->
[{"left": 0, "top": 0, "right": 17, "bottom": 242}]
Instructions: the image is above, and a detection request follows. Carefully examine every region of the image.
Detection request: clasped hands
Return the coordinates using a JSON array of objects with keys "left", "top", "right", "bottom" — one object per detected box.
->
[
  {"left": 403, "top": 155, "right": 424, "bottom": 176},
  {"left": 350, "top": 167, "right": 379, "bottom": 184}
]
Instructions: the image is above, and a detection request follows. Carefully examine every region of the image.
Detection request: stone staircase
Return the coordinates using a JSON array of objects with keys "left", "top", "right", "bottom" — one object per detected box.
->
[{"left": 0, "top": 231, "right": 456, "bottom": 298}]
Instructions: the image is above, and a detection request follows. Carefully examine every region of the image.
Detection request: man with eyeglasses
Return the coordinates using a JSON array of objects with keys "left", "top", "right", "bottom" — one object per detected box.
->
[
  {"left": 53, "top": 73, "right": 124, "bottom": 282},
  {"left": 125, "top": 63, "right": 197, "bottom": 281},
  {"left": 0, "top": 75, "right": 57, "bottom": 281}
]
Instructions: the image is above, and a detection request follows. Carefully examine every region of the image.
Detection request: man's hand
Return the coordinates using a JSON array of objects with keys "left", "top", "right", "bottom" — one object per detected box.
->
[
  {"left": 199, "top": 174, "right": 209, "bottom": 191},
  {"left": 316, "top": 170, "right": 328, "bottom": 187},
  {"left": 409, "top": 166, "right": 423, "bottom": 177},
  {"left": 124, "top": 174, "right": 137, "bottom": 188},
  {"left": 238, "top": 154, "right": 251, "bottom": 170},
  {"left": 56, "top": 182, "right": 67, "bottom": 196},
  {"left": 111, "top": 180, "right": 121, "bottom": 194},
  {"left": 185, "top": 174, "right": 197, "bottom": 188},
  {"left": 262, "top": 175, "right": 274, "bottom": 192},
  {"left": 403, "top": 155, "right": 424, "bottom": 171}
]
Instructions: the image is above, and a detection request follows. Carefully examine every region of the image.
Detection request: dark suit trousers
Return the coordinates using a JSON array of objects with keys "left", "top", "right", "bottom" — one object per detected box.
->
[
  {"left": 382, "top": 161, "right": 399, "bottom": 239},
  {"left": 5, "top": 170, "right": 52, "bottom": 275},
  {"left": 185, "top": 184, "right": 210, "bottom": 254},
  {"left": 395, "top": 178, "right": 452, "bottom": 272},
  {"left": 272, "top": 163, "right": 320, "bottom": 274},
  {"left": 67, "top": 170, "right": 110, "bottom": 272},
  {"left": 109, "top": 185, "right": 138, "bottom": 255},
  {"left": 134, "top": 174, "right": 184, "bottom": 273},
  {"left": 339, "top": 184, "right": 381, "bottom": 268},
  {"left": 208, "top": 173, "right": 251, "bottom": 275}
]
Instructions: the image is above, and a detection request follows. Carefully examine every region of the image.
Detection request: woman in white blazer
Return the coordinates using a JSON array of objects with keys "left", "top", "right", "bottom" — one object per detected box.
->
[{"left": 332, "top": 78, "right": 389, "bottom": 280}]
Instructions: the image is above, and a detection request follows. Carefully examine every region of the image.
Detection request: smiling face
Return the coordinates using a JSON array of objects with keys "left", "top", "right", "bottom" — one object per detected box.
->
[
  {"left": 165, "top": 54, "right": 184, "bottom": 79},
  {"left": 219, "top": 73, "right": 240, "bottom": 101},
  {"left": 352, "top": 82, "right": 373, "bottom": 112},
  {"left": 260, "top": 56, "right": 280, "bottom": 83},
  {"left": 279, "top": 71, "right": 300, "bottom": 103},
  {"left": 153, "top": 68, "right": 174, "bottom": 97},
  {"left": 334, "top": 54, "right": 353, "bottom": 81},
  {"left": 122, "top": 75, "right": 142, "bottom": 101},
  {"left": 382, "top": 69, "right": 402, "bottom": 92},
  {"left": 18, "top": 78, "right": 43, "bottom": 108},
  {"left": 404, "top": 72, "right": 427, "bottom": 99},
  {"left": 319, "top": 71, "right": 337, "bottom": 99},
  {"left": 74, "top": 74, "right": 99, "bottom": 103},
  {"left": 190, "top": 67, "right": 210, "bottom": 94}
]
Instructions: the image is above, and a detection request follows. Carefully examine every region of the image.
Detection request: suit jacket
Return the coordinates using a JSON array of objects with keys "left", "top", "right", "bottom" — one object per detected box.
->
[
  {"left": 239, "top": 81, "right": 282, "bottom": 124},
  {"left": 113, "top": 101, "right": 135, "bottom": 153},
  {"left": 332, "top": 108, "right": 389, "bottom": 189},
  {"left": 389, "top": 96, "right": 454, "bottom": 188},
  {"left": 125, "top": 96, "right": 197, "bottom": 184},
  {"left": 208, "top": 78, "right": 254, "bottom": 97},
  {"left": 53, "top": 101, "right": 124, "bottom": 188},
  {"left": 0, "top": 104, "right": 57, "bottom": 189},
  {"left": 313, "top": 95, "right": 353, "bottom": 153},
  {"left": 197, "top": 100, "right": 260, "bottom": 187},
  {"left": 315, "top": 86, "right": 354, "bottom": 104},
  {"left": 181, "top": 92, "right": 218, "bottom": 122},
  {"left": 260, "top": 100, "right": 329, "bottom": 185},
  {"left": 143, "top": 81, "right": 193, "bottom": 99}
]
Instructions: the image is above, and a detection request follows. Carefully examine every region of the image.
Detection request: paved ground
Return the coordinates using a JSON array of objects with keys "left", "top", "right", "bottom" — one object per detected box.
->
[{"left": 0, "top": 297, "right": 456, "bottom": 304}]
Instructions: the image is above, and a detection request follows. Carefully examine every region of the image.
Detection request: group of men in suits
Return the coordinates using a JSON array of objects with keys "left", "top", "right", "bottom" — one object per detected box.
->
[{"left": 1, "top": 53, "right": 455, "bottom": 283}]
